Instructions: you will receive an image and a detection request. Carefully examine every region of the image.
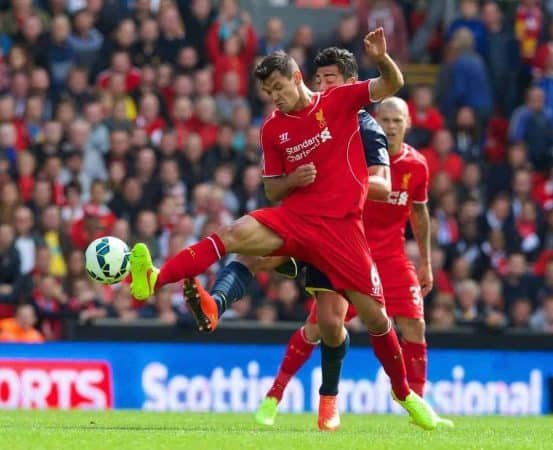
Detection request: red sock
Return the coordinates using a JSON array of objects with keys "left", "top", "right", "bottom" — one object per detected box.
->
[
  {"left": 267, "top": 327, "right": 317, "bottom": 402},
  {"left": 156, "top": 234, "right": 226, "bottom": 288},
  {"left": 370, "top": 324, "right": 410, "bottom": 401},
  {"left": 401, "top": 338, "right": 427, "bottom": 397}
]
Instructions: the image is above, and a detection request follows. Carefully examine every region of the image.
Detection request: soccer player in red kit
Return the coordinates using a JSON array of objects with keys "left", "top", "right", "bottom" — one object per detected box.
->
[
  {"left": 256, "top": 96, "right": 439, "bottom": 428},
  {"left": 130, "top": 29, "right": 443, "bottom": 430}
]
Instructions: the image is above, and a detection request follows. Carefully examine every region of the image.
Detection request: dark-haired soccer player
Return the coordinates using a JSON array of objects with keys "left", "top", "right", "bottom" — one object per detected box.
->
[
  {"left": 185, "top": 46, "right": 392, "bottom": 431},
  {"left": 129, "top": 29, "right": 445, "bottom": 430}
]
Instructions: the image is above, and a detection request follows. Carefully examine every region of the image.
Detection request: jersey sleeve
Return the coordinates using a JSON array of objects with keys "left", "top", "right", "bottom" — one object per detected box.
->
[
  {"left": 358, "top": 110, "right": 389, "bottom": 167},
  {"left": 260, "top": 121, "right": 285, "bottom": 177},
  {"left": 412, "top": 157, "right": 429, "bottom": 203},
  {"left": 332, "top": 80, "right": 372, "bottom": 113}
]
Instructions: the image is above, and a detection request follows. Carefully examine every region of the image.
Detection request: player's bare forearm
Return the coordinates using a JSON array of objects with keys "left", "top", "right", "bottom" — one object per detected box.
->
[
  {"left": 263, "top": 176, "right": 294, "bottom": 202},
  {"left": 367, "top": 165, "right": 391, "bottom": 201},
  {"left": 263, "top": 163, "right": 317, "bottom": 202},
  {"left": 369, "top": 54, "right": 404, "bottom": 101},
  {"left": 410, "top": 202, "right": 431, "bottom": 265}
]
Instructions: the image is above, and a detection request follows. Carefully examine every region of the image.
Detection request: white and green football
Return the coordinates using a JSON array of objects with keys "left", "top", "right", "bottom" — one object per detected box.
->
[{"left": 85, "top": 236, "right": 130, "bottom": 284}]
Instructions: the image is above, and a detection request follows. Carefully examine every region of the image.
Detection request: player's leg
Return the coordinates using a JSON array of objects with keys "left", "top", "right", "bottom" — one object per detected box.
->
[
  {"left": 208, "top": 255, "right": 291, "bottom": 318},
  {"left": 394, "top": 315, "right": 427, "bottom": 397},
  {"left": 380, "top": 265, "right": 428, "bottom": 397},
  {"left": 346, "top": 289, "right": 451, "bottom": 430},
  {"left": 130, "top": 214, "right": 284, "bottom": 300},
  {"left": 255, "top": 318, "right": 320, "bottom": 426},
  {"left": 345, "top": 290, "right": 410, "bottom": 396},
  {"left": 315, "top": 290, "right": 349, "bottom": 431}
]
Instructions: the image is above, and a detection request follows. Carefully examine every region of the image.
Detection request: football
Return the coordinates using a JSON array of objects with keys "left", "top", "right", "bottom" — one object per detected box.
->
[{"left": 85, "top": 236, "right": 130, "bottom": 284}]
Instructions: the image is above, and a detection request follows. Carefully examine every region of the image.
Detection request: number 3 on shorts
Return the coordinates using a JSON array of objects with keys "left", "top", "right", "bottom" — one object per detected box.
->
[{"left": 409, "top": 286, "right": 422, "bottom": 305}]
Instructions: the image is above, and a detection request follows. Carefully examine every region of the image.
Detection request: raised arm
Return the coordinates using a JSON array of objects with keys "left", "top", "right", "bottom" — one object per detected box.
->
[{"left": 363, "top": 28, "right": 405, "bottom": 102}]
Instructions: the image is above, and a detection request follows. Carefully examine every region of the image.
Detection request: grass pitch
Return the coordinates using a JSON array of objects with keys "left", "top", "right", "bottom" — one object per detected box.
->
[{"left": 1, "top": 410, "right": 552, "bottom": 450}]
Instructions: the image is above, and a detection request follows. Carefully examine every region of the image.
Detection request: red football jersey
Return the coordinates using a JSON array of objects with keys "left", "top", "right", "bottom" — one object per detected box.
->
[
  {"left": 261, "top": 81, "right": 372, "bottom": 218},
  {"left": 364, "top": 143, "right": 429, "bottom": 258}
]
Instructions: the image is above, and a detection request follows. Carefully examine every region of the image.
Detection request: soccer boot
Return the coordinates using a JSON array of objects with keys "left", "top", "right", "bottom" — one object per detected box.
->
[
  {"left": 183, "top": 278, "right": 219, "bottom": 332},
  {"left": 275, "top": 257, "right": 299, "bottom": 279},
  {"left": 255, "top": 397, "right": 279, "bottom": 426},
  {"left": 130, "top": 243, "right": 159, "bottom": 301},
  {"left": 393, "top": 390, "right": 453, "bottom": 430},
  {"left": 317, "top": 395, "right": 340, "bottom": 431}
]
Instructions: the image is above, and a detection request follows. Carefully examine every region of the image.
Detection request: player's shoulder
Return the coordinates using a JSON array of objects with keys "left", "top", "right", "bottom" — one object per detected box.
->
[
  {"left": 403, "top": 143, "right": 428, "bottom": 168},
  {"left": 358, "top": 109, "right": 384, "bottom": 132},
  {"left": 260, "top": 110, "right": 280, "bottom": 128},
  {"left": 260, "top": 110, "right": 281, "bottom": 137}
]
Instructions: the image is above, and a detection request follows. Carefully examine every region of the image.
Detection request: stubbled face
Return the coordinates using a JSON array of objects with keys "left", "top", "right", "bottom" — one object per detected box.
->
[
  {"left": 260, "top": 71, "right": 301, "bottom": 113},
  {"left": 314, "top": 64, "right": 351, "bottom": 91}
]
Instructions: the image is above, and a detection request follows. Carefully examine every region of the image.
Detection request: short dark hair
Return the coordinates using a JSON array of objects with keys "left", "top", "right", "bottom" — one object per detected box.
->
[
  {"left": 254, "top": 51, "right": 294, "bottom": 81},
  {"left": 313, "top": 47, "right": 358, "bottom": 80}
]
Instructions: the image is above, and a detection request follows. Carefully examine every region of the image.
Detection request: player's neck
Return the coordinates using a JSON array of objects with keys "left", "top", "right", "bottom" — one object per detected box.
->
[
  {"left": 292, "top": 84, "right": 315, "bottom": 111},
  {"left": 388, "top": 143, "right": 403, "bottom": 157}
]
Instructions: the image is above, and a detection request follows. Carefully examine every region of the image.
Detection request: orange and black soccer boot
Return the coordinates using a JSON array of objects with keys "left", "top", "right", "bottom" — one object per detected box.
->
[
  {"left": 183, "top": 278, "right": 219, "bottom": 332},
  {"left": 317, "top": 395, "right": 340, "bottom": 431}
]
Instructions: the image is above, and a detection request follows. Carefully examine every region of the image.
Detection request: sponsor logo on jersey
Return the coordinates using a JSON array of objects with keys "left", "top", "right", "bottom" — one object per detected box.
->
[
  {"left": 388, "top": 191, "right": 409, "bottom": 206},
  {"left": 284, "top": 128, "right": 333, "bottom": 162}
]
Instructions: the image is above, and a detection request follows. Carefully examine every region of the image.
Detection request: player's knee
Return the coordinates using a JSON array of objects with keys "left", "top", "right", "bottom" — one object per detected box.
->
[
  {"left": 303, "top": 322, "right": 321, "bottom": 343},
  {"left": 219, "top": 220, "right": 251, "bottom": 251},
  {"left": 317, "top": 314, "right": 343, "bottom": 345},
  {"left": 361, "top": 307, "right": 390, "bottom": 334},
  {"left": 399, "top": 317, "right": 426, "bottom": 342}
]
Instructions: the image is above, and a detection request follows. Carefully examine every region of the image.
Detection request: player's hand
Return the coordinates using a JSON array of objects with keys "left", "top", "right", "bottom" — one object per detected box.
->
[
  {"left": 363, "top": 28, "right": 387, "bottom": 60},
  {"left": 417, "top": 263, "right": 434, "bottom": 297},
  {"left": 289, "top": 163, "right": 317, "bottom": 187}
]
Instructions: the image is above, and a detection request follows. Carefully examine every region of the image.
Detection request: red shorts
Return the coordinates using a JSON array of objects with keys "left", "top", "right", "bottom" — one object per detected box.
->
[
  {"left": 376, "top": 256, "right": 423, "bottom": 319},
  {"left": 249, "top": 207, "right": 383, "bottom": 301},
  {"left": 307, "top": 300, "right": 358, "bottom": 324}
]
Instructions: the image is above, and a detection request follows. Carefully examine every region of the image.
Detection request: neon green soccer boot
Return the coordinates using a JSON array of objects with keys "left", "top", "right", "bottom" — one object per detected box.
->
[
  {"left": 255, "top": 397, "right": 279, "bottom": 426},
  {"left": 393, "top": 391, "right": 454, "bottom": 430},
  {"left": 129, "top": 243, "right": 159, "bottom": 301}
]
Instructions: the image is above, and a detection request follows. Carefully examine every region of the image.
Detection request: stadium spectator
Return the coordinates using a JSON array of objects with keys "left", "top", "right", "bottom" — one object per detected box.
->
[
  {"left": 0, "top": 304, "right": 44, "bottom": 343},
  {"left": 452, "top": 106, "right": 483, "bottom": 162},
  {"left": 446, "top": 0, "right": 486, "bottom": 58},
  {"left": 406, "top": 84, "right": 444, "bottom": 149},
  {"left": 454, "top": 279, "right": 482, "bottom": 326},
  {"left": 508, "top": 86, "right": 553, "bottom": 169},
  {"left": 482, "top": 0, "right": 520, "bottom": 116},
  {"left": 180, "top": 0, "right": 215, "bottom": 66},
  {"left": 320, "top": 13, "right": 363, "bottom": 57},
  {"left": 358, "top": 0, "right": 408, "bottom": 65},
  {"left": 530, "top": 294, "right": 553, "bottom": 332},
  {"left": 436, "top": 27, "right": 493, "bottom": 127},
  {"left": 67, "top": 8, "right": 103, "bottom": 71},
  {"left": 421, "top": 129, "right": 464, "bottom": 184},
  {"left": 258, "top": 17, "right": 286, "bottom": 56},
  {"left": 509, "top": 297, "right": 533, "bottom": 328},
  {"left": 0, "top": 223, "right": 21, "bottom": 317}
]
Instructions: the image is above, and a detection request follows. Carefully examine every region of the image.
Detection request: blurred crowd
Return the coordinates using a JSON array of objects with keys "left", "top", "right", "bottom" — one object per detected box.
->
[{"left": 0, "top": 0, "right": 552, "bottom": 342}]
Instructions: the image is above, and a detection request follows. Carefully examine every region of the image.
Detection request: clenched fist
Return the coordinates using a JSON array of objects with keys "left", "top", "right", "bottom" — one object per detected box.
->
[{"left": 289, "top": 163, "right": 317, "bottom": 188}]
